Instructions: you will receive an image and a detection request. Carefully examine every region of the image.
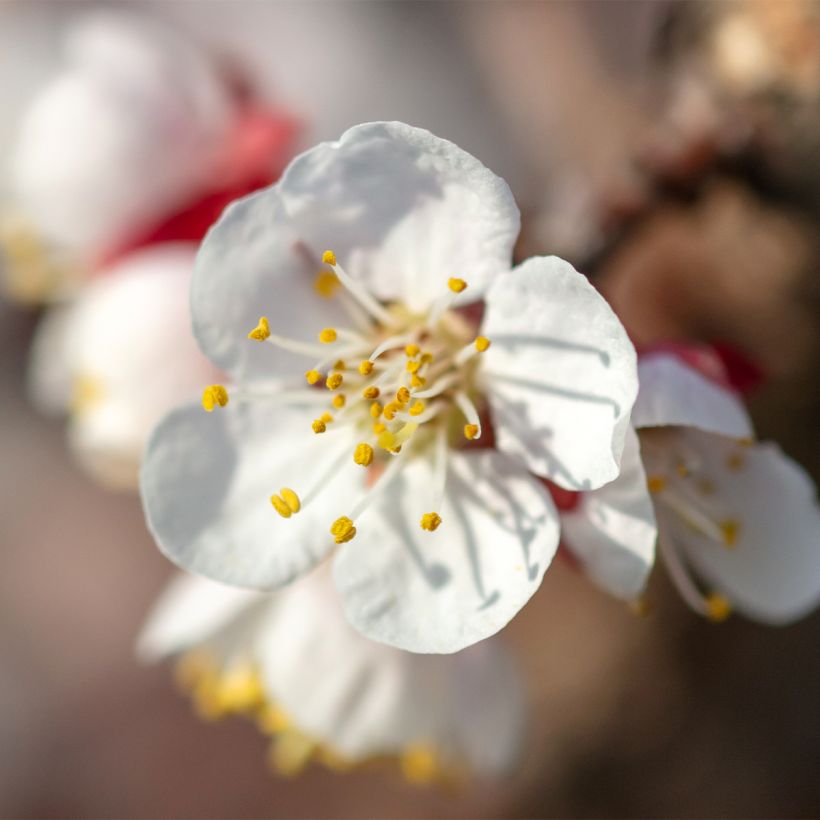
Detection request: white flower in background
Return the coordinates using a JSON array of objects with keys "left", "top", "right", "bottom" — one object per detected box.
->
[
  {"left": 138, "top": 566, "right": 525, "bottom": 782},
  {"left": 9, "top": 11, "right": 232, "bottom": 257},
  {"left": 29, "top": 245, "right": 215, "bottom": 489},
  {"left": 141, "top": 121, "right": 639, "bottom": 653},
  {"left": 561, "top": 350, "right": 820, "bottom": 623}
]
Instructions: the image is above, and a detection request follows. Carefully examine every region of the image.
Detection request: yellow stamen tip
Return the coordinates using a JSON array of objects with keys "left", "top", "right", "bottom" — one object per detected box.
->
[
  {"left": 705, "top": 593, "right": 732, "bottom": 622},
  {"left": 358, "top": 360, "right": 374, "bottom": 376},
  {"left": 322, "top": 250, "right": 337, "bottom": 266},
  {"left": 318, "top": 328, "right": 337, "bottom": 344},
  {"left": 396, "top": 386, "right": 411, "bottom": 404},
  {"left": 362, "top": 386, "right": 380, "bottom": 400},
  {"left": 312, "top": 419, "right": 327, "bottom": 434},
  {"left": 305, "top": 370, "right": 322, "bottom": 385},
  {"left": 726, "top": 452, "right": 745, "bottom": 471},
  {"left": 420, "top": 352, "right": 434, "bottom": 364},
  {"left": 270, "top": 494, "right": 292, "bottom": 518},
  {"left": 629, "top": 598, "right": 651, "bottom": 617},
  {"left": 420, "top": 512, "right": 442, "bottom": 532},
  {"left": 410, "top": 374, "right": 426, "bottom": 388},
  {"left": 464, "top": 423, "right": 479, "bottom": 440},
  {"left": 373, "top": 421, "right": 386, "bottom": 434},
  {"left": 320, "top": 412, "right": 334, "bottom": 424},
  {"left": 325, "top": 372, "right": 344, "bottom": 390},
  {"left": 370, "top": 401, "right": 383, "bottom": 419},
  {"left": 353, "top": 443, "right": 374, "bottom": 467},
  {"left": 406, "top": 359, "right": 421, "bottom": 374},
  {"left": 720, "top": 519, "right": 739, "bottom": 548},
  {"left": 405, "top": 343, "right": 420, "bottom": 357},
  {"left": 330, "top": 516, "right": 356, "bottom": 544},
  {"left": 409, "top": 400, "right": 425, "bottom": 416},
  {"left": 383, "top": 402, "right": 400, "bottom": 421},
  {"left": 401, "top": 745, "right": 438, "bottom": 785},
  {"left": 332, "top": 394, "right": 346, "bottom": 409},
  {"left": 676, "top": 461, "right": 689, "bottom": 478},
  {"left": 647, "top": 475, "right": 666, "bottom": 494},
  {"left": 202, "top": 385, "right": 229, "bottom": 412},
  {"left": 333, "top": 359, "right": 346, "bottom": 371},
  {"left": 314, "top": 271, "right": 340, "bottom": 298},
  {"left": 448, "top": 277, "right": 467, "bottom": 293},
  {"left": 475, "top": 336, "right": 491, "bottom": 352},
  {"left": 247, "top": 317, "right": 271, "bottom": 341},
  {"left": 280, "top": 487, "right": 301, "bottom": 513}
]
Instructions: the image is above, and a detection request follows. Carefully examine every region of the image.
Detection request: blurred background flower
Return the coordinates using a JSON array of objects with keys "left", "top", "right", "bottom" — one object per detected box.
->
[{"left": 1, "top": 1, "right": 819, "bottom": 817}]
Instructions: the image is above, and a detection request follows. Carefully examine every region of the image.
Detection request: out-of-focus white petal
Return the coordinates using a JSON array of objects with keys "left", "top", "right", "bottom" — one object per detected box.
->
[
  {"left": 277, "top": 121, "right": 520, "bottom": 311},
  {"left": 254, "top": 567, "right": 525, "bottom": 773},
  {"left": 12, "top": 11, "right": 232, "bottom": 251},
  {"left": 482, "top": 255, "right": 638, "bottom": 490},
  {"left": 27, "top": 303, "right": 76, "bottom": 416},
  {"left": 141, "top": 401, "right": 365, "bottom": 590},
  {"left": 561, "top": 427, "right": 657, "bottom": 600},
  {"left": 633, "top": 353, "right": 753, "bottom": 438},
  {"left": 38, "top": 245, "right": 214, "bottom": 489},
  {"left": 137, "top": 572, "right": 262, "bottom": 662},
  {"left": 668, "top": 433, "right": 820, "bottom": 624},
  {"left": 333, "top": 449, "right": 559, "bottom": 653}
]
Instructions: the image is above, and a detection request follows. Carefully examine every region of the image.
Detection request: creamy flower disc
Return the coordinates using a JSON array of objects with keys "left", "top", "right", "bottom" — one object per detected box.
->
[
  {"left": 562, "top": 352, "right": 820, "bottom": 624},
  {"left": 138, "top": 568, "right": 525, "bottom": 779},
  {"left": 141, "top": 122, "right": 639, "bottom": 652}
]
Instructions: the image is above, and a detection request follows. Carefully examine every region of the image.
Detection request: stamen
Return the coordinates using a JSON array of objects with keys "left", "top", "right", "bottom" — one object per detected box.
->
[
  {"left": 312, "top": 419, "right": 327, "bottom": 434},
  {"left": 705, "top": 593, "right": 732, "bottom": 622},
  {"left": 368, "top": 334, "right": 417, "bottom": 362},
  {"left": 265, "top": 333, "right": 328, "bottom": 358},
  {"left": 406, "top": 359, "right": 422, "bottom": 374},
  {"left": 647, "top": 475, "right": 667, "bottom": 494},
  {"left": 321, "top": 250, "right": 396, "bottom": 327},
  {"left": 202, "top": 385, "right": 229, "bottom": 412},
  {"left": 411, "top": 374, "right": 426, "bottom": 388},
  {"left": 405, "top": 343, "right": 421, "bottom": 357},
  {"left": 333, "top": 359, "right": 346, "bottom": 371},
  {"left": 658, "top": 533, "right": 713, "bottom": 617},
  {"left": 455, "top": 335, "right": 491, "bottom": 365},
  {"left": 720, "top": 519, "right": 739, "bottom": 548},
  {"left": 420, "top": 512, "right": 442, "bottom": 531},
  {"left": 464, "top": 424, "right": 479, "bottom": 440},
  {"left": 353, "top": 443, "right": 374, "bottom": 467},
  {"left": 270, "top": 487, "right": 301, "bottom": 518},
  {"left": 247, "top": 317, "right": 271, "bottom": 341},
  {"left": 396, "top": 387, "right": 411, "bottom": 404},
  {"left": 362, "top": 386, "right": 380, "bottom": 400},
  {"left": 448, "top": 277, "right": 467, "bottom": 293},
  {"left": 383, "top": 402, "right": 400, "bottom": 421},
  {"left": 325, "top": 373, "right": 344, "bottom": 390},
  {"left": 370, "top": 402, "right": 383, "bottom": 418},
  {"left": 320, "top": 412, "right": 334, "bottom": 424},
  {"left": 318, "top": 328, "right": 338, "bottom": 344},
  {"left": 330, "top": 516, "right": 357, "bottom": 544},
  {"left": 332, "top": 394, "right": 346, "bottom": 409},
  {"left": 454, "top": 391, "right": 481, "bottom": 439},
  {"left": 474, "top": 336, "right": 491, "bottom": 352},
  {"left": 413, "top": 373, "right": 459, "bottom": 400},
  {"left": 358, "top": 360, "right": 374, "bottom": 376},
  {"left": 305, "top": 370, "right": 322, "bottom": 385},
  {"left": 270, "top": 495, "right": 291, "bottom": 518},
  {"left": 409, "top": 400, "right": 425, "bottom": 416},
  {"left": 314, "top": 271, "right": 340, "bottom": 298}
]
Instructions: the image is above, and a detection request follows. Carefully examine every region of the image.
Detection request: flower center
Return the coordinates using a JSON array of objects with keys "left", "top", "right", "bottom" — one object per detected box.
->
[{"left": 205, "top": 250, "right": 492, "bottom": 544}]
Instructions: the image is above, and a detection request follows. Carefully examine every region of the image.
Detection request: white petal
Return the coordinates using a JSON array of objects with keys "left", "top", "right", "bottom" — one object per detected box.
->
[
  {"left": 141, "top": 401, "right": 365, "bottom": 590},
  {"left": 333, "top": 449, "right": 559, "bottom": 653},
  {"left": 560, "top": 427, "right": 657, "bottom": 600},
  {"left": 633, "top": 353, "right": 753, "bottom": 438},
  {"left": 192, "top": 186, "right": 349, "bottom": 380},
  {"left": 669, "top": 434, "right": 820, "bottom": 624},
  {"left": 278, "top": 121, "right": 520, "bottom": 311},
  {"left": 482, "top": 255, "right": 638, "bottom": 490},
  {"left": 46, "top": 246, "right": 214, "bottom": 489},
  {"left": 254, "top": 567, "right": 525, "bottom": 772},
  {"left": 137, "top": 572, "right": 261, "bottom": 662},
  {"left": 12, "top": 11, "right": 232, "bottom": 251}
]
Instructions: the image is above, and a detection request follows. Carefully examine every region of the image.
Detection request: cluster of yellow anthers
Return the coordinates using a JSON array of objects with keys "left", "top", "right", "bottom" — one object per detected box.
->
[
  {"left": 642, "top": 431, "right": 753, "bottom": 622},
  {"left": 202, "top": 249, "right": 492, "bottom": 546},
  {"left": 175, "top": 651, "right": 444, "bottom": 783}
]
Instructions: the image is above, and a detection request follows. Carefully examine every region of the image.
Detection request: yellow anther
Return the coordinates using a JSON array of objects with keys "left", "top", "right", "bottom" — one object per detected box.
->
[
  {"left": 71, "top": 374, "right": 105, "bottom": 416},
  {"left": 362, "top": 386, "right": 380, "bottom": 400},
  {"left": 314, "top": 270, "right": 340, "bottom": 298},
  {"left": 332, "top": 394, "right": 346, "bottom": 409},
  {"left": 647, "top": 475, "right": 667, "bottom": 494},
  {"left": 325, "top": 372, "right": 344, "bottom": 390},
  {"left": 312, "top": 419, "right": 327, "bottom": 434},
  {"left": 396, "top": 386, "right": 411, "bottom": 404},
  {"left": 330, "top": 516, "right": 356, "bottom": 544},
  {"left": 333, "top": 359, "right": 346, "bottom": 371},
  {"left": 411, "top": 374, "right": 426, "bottom": 388},
  {"left": 378, "top": 423, "right": 418, "bottom": 452},
  {"left": 475, "top": 336, "right": 491, "bottom": 352},
  {"left": 420, "top": 352, "right": 434, "bottom": 364},
  {"left": 320, "top": 412, "right": 334, "bottom": 424},
  {"left": 401, "top": 745, "right": 438, "bottom": 785},
  {"left": 420, "top": 512, "right": 442, "bottom": 532},
  {"left": 409, "top": 400, "right": 425, "bottom": 416},
  {"left": 370, "top": 401, "right": 383, "bottom": 419},
  {"left": 202, "top": 385, "right": 229, "bottom": 412},
  {"left": 726, "top": 452, "right": 745, "bottom": 471},
  {"left": 448, "top": 277, "right": 467, "bottom": 293},
  {"left": 247, "top": 317, "right": 271, "bottom": 341},
  {"left": 676, "top": 461, "right": 689, "bottom": 478},
  {"left": 720, "top": 519, "right": 739, "bottom": 548},
  {"left": 353, "top": 443, "right": 374, "bottom": 467},
  {"left": 280, "top": 488, "right": 301, "bottom": 513},
  {"left": 705, "top": 593, "right": 732, "bottom": 623},
  {"left": 383, "top": 402, "right": 400, "bottom": 421},
  {"left": 464, "top": 423, "right": 479, "bottom": 440},
  {"left": 319, "top": 328, "right": 337, "bottom": 344},
  {"left": 305, "top": 369, "right": 322, "bottom": 385},
  {"left": 406, "top": 359, "right": 421, "bottom": 374},
  {"left": 322, "top": 250, "right": 337, "bottom": 266},
  {"left": 737, "top": 437, "right": 754, "bottom": 447},
  {"left": 358, "top": 360, "right": 374, "bottom": 376},
  {"left": 629, "top": 598, "right": 652, "bottom": 617},
  {"left": 405, "top": 343, "right": 420, "bottom": 357},
  {"left": 270, "top": 494, "right": 292, "bottom": 518}
]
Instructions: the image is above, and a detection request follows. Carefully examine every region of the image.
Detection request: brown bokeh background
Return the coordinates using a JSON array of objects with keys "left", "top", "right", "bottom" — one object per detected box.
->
[{"left": 2, "top": 2, "right": 819, "bottom": 817}]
